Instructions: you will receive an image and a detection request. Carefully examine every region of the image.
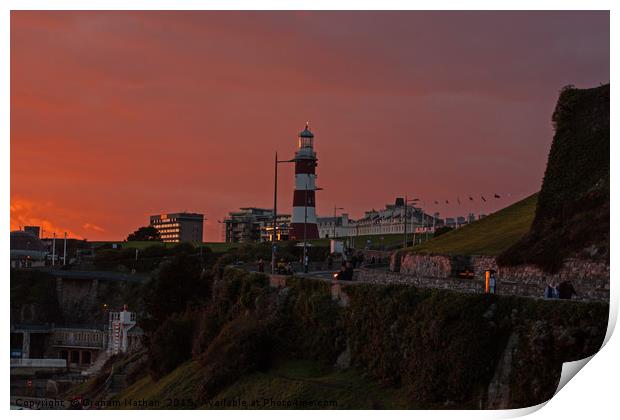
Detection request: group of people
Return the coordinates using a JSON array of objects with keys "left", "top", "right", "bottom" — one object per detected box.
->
[
  {"left": 334, "top": 261, "right": 354, "bottom": 281},
  {"left": 257, "top": 258, "right": 295, "bottom": 275},
  {"left": 544, "top": 280, "right": 578, "bottom": 300}
]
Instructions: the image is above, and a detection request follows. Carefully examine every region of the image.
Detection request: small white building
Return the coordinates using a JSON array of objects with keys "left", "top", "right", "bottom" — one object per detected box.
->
[{"left": 108, "top": 305, "right": 141, "bottom": 355}]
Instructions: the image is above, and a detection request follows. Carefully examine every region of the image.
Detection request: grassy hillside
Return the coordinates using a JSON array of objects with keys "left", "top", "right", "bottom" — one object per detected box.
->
[
  {"left": 407, "top": 193, "right": 538, "bottom": 256},
  {"left": 114, "top": 359, "right": 410, "bottom": 409}
]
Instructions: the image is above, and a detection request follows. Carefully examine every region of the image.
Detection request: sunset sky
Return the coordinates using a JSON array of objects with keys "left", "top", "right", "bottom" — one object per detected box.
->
[{"left": 10, "top": 11, "right": 609, "bottom": 241}]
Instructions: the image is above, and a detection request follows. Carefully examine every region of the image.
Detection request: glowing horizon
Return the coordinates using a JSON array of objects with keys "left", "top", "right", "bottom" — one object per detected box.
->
[{"left": 10, "top": 11, "right": 610, "bottom": 241}]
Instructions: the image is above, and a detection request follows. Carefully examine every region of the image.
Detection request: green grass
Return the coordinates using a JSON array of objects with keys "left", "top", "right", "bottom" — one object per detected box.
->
[
  {"left": 307, "top": 234, "right": 406, "bottom": 250},
  {"left": 409, "top": 193, "right": 538, "bottom": 256},
  {"left": 201, "top": 242, "right": 241, "bottom": 253},
  {"left": 111, "top": 360, "right": 205, "bottom": 409},
  {"left": 111, "top": 359, "right": 412, "bottom": 409},
  {"left": 90, "top": 241, "right": 239, "bottom": 253}
]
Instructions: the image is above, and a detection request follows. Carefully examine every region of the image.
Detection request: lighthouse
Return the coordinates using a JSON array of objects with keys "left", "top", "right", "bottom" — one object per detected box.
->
[{"left": 289, "top": 123, "right": 319, "bottom": 241}]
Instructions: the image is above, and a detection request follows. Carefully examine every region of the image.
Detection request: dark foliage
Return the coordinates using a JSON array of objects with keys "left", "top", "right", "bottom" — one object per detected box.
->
[
  {"left": 10, "top": 269, "right": 63, "bottom": 324},
  {"left": 148, "top": 316, "right": 196, "bottom": 380},
  {"left": 118, "top": 263, "right": 608, "bottom": 409},
  {"left": 273, "top": 277, "right": 346, "bottom": 363},
  {"left": 342, "top": 283, "right": 607, "bottom": 408},
  {"left": 143, "top": 254, "right": 212, "bottom": 324},
  {"left": 195, "top": 316, "right": 274, "bottom": 401},
  {"left": 127, "top": 226, "right": 161, "bottom": 242}
]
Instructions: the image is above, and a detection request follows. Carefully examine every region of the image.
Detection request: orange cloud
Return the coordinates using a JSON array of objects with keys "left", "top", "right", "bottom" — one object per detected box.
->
[
  {"left": 10, "top": 196, "right": 83, "bottom": 239},
  {"left": 83, "top": 222, "right": 105, "bottom": 232}
]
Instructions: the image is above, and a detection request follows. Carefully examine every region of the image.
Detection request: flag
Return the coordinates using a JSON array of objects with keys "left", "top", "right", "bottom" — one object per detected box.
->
[
  {"left": 469, "top": 196, "right": 473, "bottom": 201},
  {"left": 494, "top": 193, "right": 501, "bottom": 199},
  {"left": 445, "top": 200, "right": 449, "bottom": 204},
  {"left": 481, "top": 195, "right": 487, "bottom": 202}
]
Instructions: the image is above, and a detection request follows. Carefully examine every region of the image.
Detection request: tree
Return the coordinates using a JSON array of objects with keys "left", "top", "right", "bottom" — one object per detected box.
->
[
  {"left": 127, "top": 226, "right": 161, "bottom": 242},
  {"left": 143, "top": 254, "right": 211, "bottom": 323}
]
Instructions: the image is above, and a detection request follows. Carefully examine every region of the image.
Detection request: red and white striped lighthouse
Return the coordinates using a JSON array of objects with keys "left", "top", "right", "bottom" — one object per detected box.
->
[{"left": 289, "top": 123, "right": 319, "bottom": 240}]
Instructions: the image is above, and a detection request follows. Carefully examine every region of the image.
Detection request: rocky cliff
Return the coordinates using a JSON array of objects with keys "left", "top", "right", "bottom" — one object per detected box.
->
[{"left": 499, "top": 84, "right": 609, "bottom": 271}]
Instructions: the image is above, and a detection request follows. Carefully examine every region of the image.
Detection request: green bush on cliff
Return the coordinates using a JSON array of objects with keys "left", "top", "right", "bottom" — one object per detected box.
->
[
  {"left": 344, "top": 284, "right": 503, "bottom": 406},
  {"left": 274, "top": 277, "right": 346, "bottom": 363},
  {"left": 195, "top": 316, "right": 274, "bottom": 401},
  {"left": 143, "top": 254, "right": 211, "bottom": 323},
  {"left": 148, "top": 315, "right": 196, "bottom": 380},
  {"left": 342, "top": 283, "right": 607, "bottom": 408}
]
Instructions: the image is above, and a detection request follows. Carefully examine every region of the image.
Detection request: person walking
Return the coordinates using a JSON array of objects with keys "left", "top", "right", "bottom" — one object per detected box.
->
[
  {"left": 489, "top": 272, "right": 497, "bottom": 294},
  {"left": 351, "top": 254, "right": 358, "bottom": 269},
  {"left": 544, "top": 281, "right": 559, "bottom": 299},
  {"left": 257, "top": 258, "right": 265, "bottom": 273}
]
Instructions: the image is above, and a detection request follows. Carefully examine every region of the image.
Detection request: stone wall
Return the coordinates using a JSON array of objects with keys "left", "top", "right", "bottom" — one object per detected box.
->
[
  {"left": 386, "top": 252, "right": 609, "bottom": 302},
  {"left": 358, "top": 250, "right": 391, "bottom": 264},
  {"left": 399, "top": 253, "right": 453, "bottom": 278},
  {"left": 361, "top": 260, "right": 609, "bottom": 302},
  {"left": 356, "top": 268, "right": 485, "bottom": 295},
  {"left": 471, "top": 256, "right": 609, "bottom": 301}
]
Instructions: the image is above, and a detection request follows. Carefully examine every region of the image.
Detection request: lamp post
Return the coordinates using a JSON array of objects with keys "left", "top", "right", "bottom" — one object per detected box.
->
[
  {"left": 63, "top": 232, "right": 67, "bottom": 265},
  {"left": 272, "top": 152, "right": 295, "bottom": 274},
  {"left": 403, "top": 196, "right": 419, "bottom": 248},
  {"left": 52, "top": 233, "right": 56, "bottom": 266}
]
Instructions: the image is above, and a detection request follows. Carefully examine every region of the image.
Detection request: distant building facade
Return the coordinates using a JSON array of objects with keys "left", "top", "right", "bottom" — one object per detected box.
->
[
  {"left": 317, "top": 213, "right": 351, "bottom": 239},
  {"left": 149, "top": 212, "right": 204, "bottom": 243},
  {"left": 24, "top": 226, "right": 41, "bottom": 238},
  {"left": 260, "top": 214, "right": 291, "bottom": 242},
  {"left": 10, "top": 230, "right": 47, "bottom": 268},
  {"left": 223, "top": 207, "right": 290, "bottom": 243},
  {"left": 344, "top": 198, "right": 437, "bottom": 237},
  {"left": 10, "top": 306, "right": 142, "bottom": 372}
]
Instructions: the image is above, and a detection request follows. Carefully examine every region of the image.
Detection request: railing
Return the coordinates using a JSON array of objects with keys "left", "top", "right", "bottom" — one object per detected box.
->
[
  {"left": 11, "top": 358, "right": 67, "bottom": 368},
  {"left": 53, "top": 338, "right": 105, "bottom": 348}
]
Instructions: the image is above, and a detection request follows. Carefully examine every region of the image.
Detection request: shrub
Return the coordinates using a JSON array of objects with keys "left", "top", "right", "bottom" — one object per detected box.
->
[
  {"left": 195, "top": 316, "right": 273, "bottom": 400},
  {"left": 148, "top": 316, "right": 196, "bottom": 380},
  {"left": 143, "top": 254, "right": 211, "bottom": 323}
]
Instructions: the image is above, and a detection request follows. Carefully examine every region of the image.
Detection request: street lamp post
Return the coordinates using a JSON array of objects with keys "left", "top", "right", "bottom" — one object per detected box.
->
[
  {"left": 52, "top": 233, "right": 56, "bottom": 266},
  {"left": 272, "top": 152, "right": 295, "bottom": 274},
  {"left": 403, "top": 196, "right": 419, "bottom": 248}
]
